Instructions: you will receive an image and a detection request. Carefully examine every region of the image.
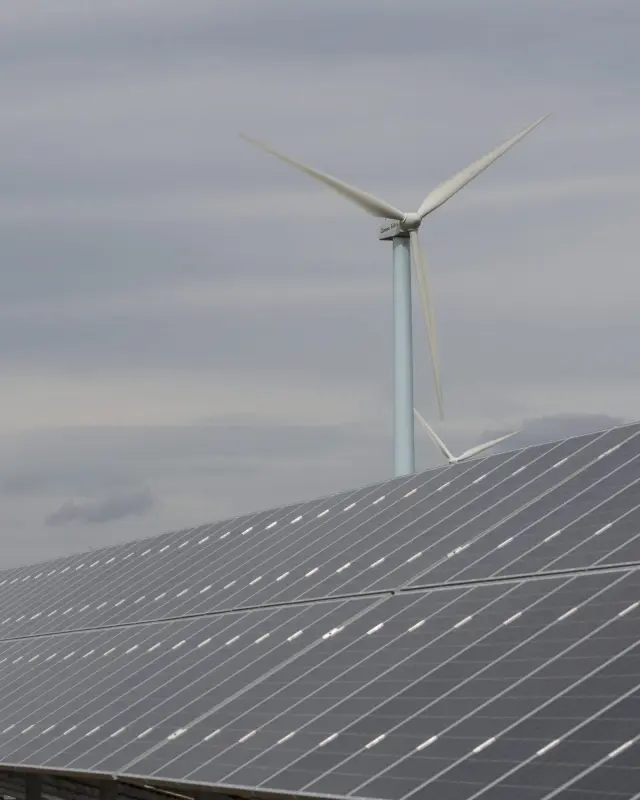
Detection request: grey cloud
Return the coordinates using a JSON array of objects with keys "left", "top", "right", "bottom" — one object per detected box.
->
[
  {"left": 0, "top": 422, "right": 377, "bottom": 499},
  {"left": 0, "top": 420, "right": 392, "bottom": 568},
  {"left": 45, "top": 486, "right": 156, "bottom": 527},
  {"left": 11, "top": 420, "right": 375, "bottom": 461},
  {"left": 0, "top": 474, "right": 49, "bottom": 496},
  {"left": 0, "top": 465, "right": 136, "bottom": 500},
  {"left": 0, "top": 291, "right": 385, "bottom": 384},
  {"left": 0, "top": 0, "right": 639, "bottom": 568},
  {"left": 1, "top": 1, "right": 636, "bottom": 81}
]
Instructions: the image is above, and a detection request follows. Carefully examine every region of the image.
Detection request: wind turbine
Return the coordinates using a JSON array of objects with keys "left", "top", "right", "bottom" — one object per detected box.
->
[
  {"left": 414, "top": 408, "right": 519, "bottom": 465},
  {"left": 241, "top": 115, "right": 547, "bottom": 478}
]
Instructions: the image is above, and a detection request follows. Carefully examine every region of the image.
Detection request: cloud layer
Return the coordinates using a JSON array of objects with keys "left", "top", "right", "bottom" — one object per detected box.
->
[
  {"left": 45, "top": 487, "right": 156, "bottom": 527},
  {"left": 0, "top": 0, "right": 638, "bottom": 568}
]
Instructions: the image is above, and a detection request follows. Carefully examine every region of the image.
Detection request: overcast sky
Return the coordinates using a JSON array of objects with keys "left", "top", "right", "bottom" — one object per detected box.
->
[{"left": 1, "top": 0, "right": 638, "bottom": 568}]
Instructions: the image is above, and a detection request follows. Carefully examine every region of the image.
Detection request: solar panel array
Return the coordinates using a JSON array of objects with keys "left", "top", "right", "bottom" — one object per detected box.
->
[{"left": 1, "top": 422, "right": 640, "bottom": 800}]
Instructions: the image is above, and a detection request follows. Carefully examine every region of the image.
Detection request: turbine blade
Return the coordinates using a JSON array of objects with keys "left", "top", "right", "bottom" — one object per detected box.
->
[
  {"left": 458, "top": 430, "right": 520, "bottom": 461},
  {"left": 417, "top": 115, "right": 549, "bottom": 219},
  {"left": 414, "top": 408, "right": 454, "bottom": 462},
  {"left": 240, "top": 135, "right": 405, "bottom": 221},
  {"left": 410, "top": 230, "right": 444, "bottom": 420}
]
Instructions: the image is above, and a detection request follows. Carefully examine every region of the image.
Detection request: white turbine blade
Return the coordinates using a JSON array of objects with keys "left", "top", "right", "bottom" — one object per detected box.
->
[
  {"left": 410, "top": 230, "right": 444, "bottom": 421},
  {"left": 458, "top": 430, "right": 520, "bottom": 461},
  {"left": 240, "top": 135, "right": 405, "bottom": 221},
  {"left": 414, "top": 408, "right": 454, "bottom": 462},
  {"left": 417, "top": 115, "right": 549, "bottom": 219}
]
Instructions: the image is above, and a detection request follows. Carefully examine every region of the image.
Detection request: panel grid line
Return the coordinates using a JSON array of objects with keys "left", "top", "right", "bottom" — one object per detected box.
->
[
  {"left": 145, "top": 583, "right": 497, "bottom": 779},
  {"left": 337, "top": 570, "right": 635, "bottom": 796},
  {"left": 4, "top": 599, "right": 380, "bottom": 767},
  {"left": 2, "top": 422, "right": 640, "bottom": 800},
  {"left": 371, "top": 634, "right": 640, "bottom": 798},
  {"left": 462, "top": 681, "right": 640, "bottom": 800},
  {"left": 109, "top": 597, "right": 388, "bottom": 775},
  {"left": 406, "top": 427, "right": 640, "bottom": 588},
  {"left": 449, "top": 447, "right": 640, "bottom": 583},
  {"left": 193, "top": 569, "right": 630, "bottom": 790},
  {"left": 537, "top": 738, "right": 640, "bottom": 800},
  {"left": 238, "top": 428, "right": 621, "bottom": 609}
]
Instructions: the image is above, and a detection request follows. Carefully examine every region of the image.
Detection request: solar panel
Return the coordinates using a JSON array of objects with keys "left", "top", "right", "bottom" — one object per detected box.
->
[
  {"left": 0, "top": 477, "right": 415, "bottom": 638},
  {"left": 1, "top": 421, "right": 639, "bottom": 800},
  {"left": 5, "top": 424, "right": 639, "bottom": 641}
]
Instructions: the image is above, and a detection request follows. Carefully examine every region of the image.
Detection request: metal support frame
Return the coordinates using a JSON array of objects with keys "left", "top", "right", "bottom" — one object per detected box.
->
[
  {"left": 391, "top": 235, "right": 415, "bottom": 477},
  {"left": 0, "top": 770, "right": 243, "bottom": 800},
  {"left": 99, "top": 782, "right": 118, "bottom": 800},
  {"left": 24, "top": 775, "right": 41, "bottom": 800}
]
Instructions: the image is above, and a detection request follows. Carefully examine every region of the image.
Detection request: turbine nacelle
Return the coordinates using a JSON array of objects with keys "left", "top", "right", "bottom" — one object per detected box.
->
[
  {"left": 379, "top": 219, "right": 408, "bottom": 240},
  {"left": 379, "top": 212, "right": 422, "bottom": 240}
]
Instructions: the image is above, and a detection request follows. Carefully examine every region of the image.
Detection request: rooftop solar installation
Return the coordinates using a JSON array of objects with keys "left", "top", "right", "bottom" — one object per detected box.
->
[{"left": 1, "top": 421, "right": 640, "bottom": 800}]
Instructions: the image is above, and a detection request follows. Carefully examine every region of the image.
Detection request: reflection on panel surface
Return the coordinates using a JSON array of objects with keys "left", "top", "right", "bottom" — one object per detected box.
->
[
  {"left": 0, "top": 597, "right": 377, "bottom": 769},
  {"left": 1, "top": 425, "right": 639, "bottom": 637},
  {"left": 1, "top": 422, "right": 640, "bottom": 800},
  {"left": 1, "top": 570, "right": 638, "bottom": 800}
]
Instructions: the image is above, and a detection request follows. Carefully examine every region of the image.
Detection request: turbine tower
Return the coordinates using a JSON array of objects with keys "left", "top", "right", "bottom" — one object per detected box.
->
[
  {"left": 414, "top": 408, "right": 519, "bottom": 464},
  {"left": 242, "top": 116, "right": 547, "bottom": 477}
]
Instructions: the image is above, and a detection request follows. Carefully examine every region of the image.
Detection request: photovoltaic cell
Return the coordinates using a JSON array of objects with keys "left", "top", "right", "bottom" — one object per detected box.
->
[
  {"left": 1, "top": 421, "right": 640, "bottom": 800},
  {"left": 0, "top": 597, "right": 377, "bottom": 770},
  {"left": 236, "top": 571, "right": 639, "bottom": 798},
  {"left": 3, "top": 425, "right": 638, "bottom": 642},
  {"left": 0, "top": 440, "right": 580, "bottom": 637},
  {"left": 2, "top": 567, "right": 633, "bottom": 799},
  {"left": 0, "top": 476, "right": 418, "bottom": 639},
  {"left": 408, "top": 422, "right": 640, "bottom": 587}
]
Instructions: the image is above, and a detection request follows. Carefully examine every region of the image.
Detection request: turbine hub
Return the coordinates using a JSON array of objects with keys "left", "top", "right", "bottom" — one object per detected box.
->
[{"left": 401, "top": 212, "right": 421, "bottom": 231}]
